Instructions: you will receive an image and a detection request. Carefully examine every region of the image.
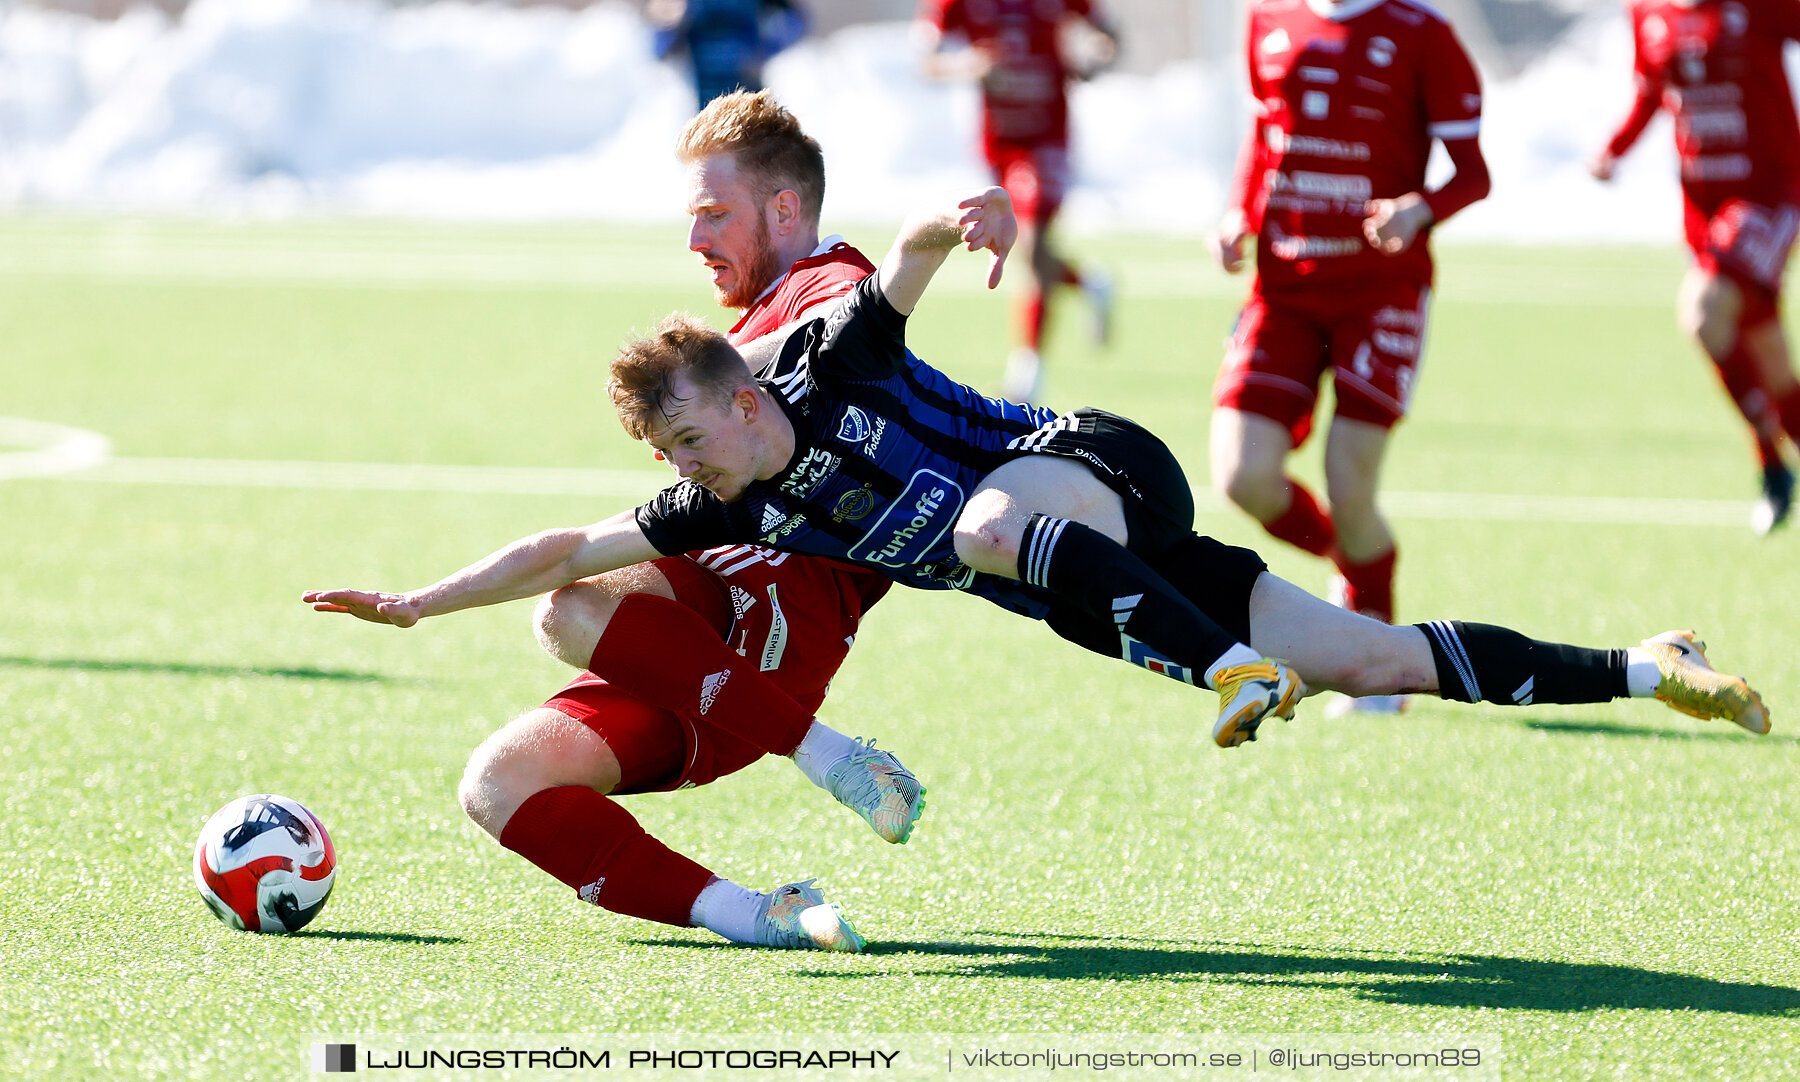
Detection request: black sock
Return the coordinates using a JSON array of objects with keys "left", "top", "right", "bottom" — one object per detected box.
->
[
  {"left": 1416, "top": 620, "right": 1630, "bottom": 705},
  {"left": 1020, "top": 513, "right": 1243, "bottom": 680}
]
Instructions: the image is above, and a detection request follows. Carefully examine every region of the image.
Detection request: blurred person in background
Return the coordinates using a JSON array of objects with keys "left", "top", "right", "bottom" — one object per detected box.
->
[
  {"left": 1590, "top": 0, "right": 1800, "bottom": 535},
  {"left": 917, "top": 0, "right": 1121, "bottom": 403},
  {"left": 650, "top": 0, "right": 808, "bottom": 109},
  {"left": 1211, "top": 0, "right": 1490, "bottom": 715}
]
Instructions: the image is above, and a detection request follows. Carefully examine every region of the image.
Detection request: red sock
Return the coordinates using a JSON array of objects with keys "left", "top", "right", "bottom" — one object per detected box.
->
[
  {"left": 587, "top": 594, "right": 813, "bottom": 756},
  {"left": 1017, "top": 291, "right": 1047, "bottom": 350},
  {"left": 1262, "top": 481, "right": 1337, "bottom": 557},
  {"left": 499, "top": 786, "right": 714, "bottom": 928},
  {"left": 1336, "top": 546, "right": 1398, "bottom": 624},
  {"left": 1711, "top": 341, "right": 1783, "bottom": 466},
  {"left": 1056, "top": 260, "right": 1082, "bottom": 288}
]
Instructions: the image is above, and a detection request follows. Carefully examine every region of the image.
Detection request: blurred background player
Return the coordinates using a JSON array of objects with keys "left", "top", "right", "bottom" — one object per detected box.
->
[
  {"left": 444, "top": 91, "right": 916, "bottom": 952},
  {"left": 1589, "top": 0, "right": 1800, "bottom": 534},
  {"left": 649, "top": 0, "right": 808, "bottom": 109},
  {"left": 917, "top": 0, "right": 1121, "bottom": 403},
  {"left": 1211, "top": 0, "right": 1490, "bottom": 714}
]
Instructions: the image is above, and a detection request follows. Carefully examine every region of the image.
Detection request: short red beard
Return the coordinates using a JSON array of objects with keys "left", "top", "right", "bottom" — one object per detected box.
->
[{"left": 717, "top": 215, "right": 782, "bottom": 310}]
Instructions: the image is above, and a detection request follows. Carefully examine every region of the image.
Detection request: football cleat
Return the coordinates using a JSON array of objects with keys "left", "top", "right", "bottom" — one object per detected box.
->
[
  {"left": 1753, "top": 462, "right": 1793, "bottom": 536},
  {"left": 1082, "top": 268, "right": 1116, "bottom": 347},
  {"left": 1213, "top": 659, "right": 1308, "bottom": 747},
  {"left": 1640, "top": 630, "right": 1770, "bottom": 734},
  {"left": 823, "top": 740, "right": 925, "bottom": 844},
  {"left": 753, "top": 879, "right": 865, "bottom": 953}
]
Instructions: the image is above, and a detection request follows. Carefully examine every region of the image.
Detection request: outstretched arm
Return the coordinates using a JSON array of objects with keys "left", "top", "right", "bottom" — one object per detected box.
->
[
  {"left": 303, "top": 509, "right": 660, "bottom": 627},
  {"left": 876, "top": 186, "right": 1017, "bottom": 316}
]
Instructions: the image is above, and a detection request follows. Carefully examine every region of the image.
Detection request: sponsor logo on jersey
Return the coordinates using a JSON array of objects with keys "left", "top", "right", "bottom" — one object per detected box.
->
[
  {"left": 760, "top": 512, "right": 809, "bottom": 545},
  {"left": 779, "top": 447, "right": 842, "bottom": 499},
  {"left": 1271, "top": 170, "right": 1372, "bottom": 201},
  {"left": 1685, "top": 153, "right": 1752, "bottom": 182},
  {"left": 578, "top": 877, "right": 607, "bottom": 904},
  {"left": 1259, "top": 28, "right": 1290, "bottom": 54},
  {"left": 1302, "top": 89, "right": 1330, "bottom": 120},
  {"left": 847, "top": 469, "right": 964, "bottom": 570},
  {"left": 1367, "top": 35, "right": 1396, "bottom": 67},
  {"left": 698, "top": 670, "right": 730, "bottom": 715},
  {"left": 1299, "top": 65, "right": 1339, "bottom": 84},
  {"left": 760, "top": 583, "right": 789, "bottom": 672},
  {"left": 832, "top": 484, "right": 877, "bottom": 523},
  {"left": 1267, "top": 225, "right": 1366, "bottom": 262},
  {"left": 1269, "top": 130, "right": 1371, "bottom": 161}
]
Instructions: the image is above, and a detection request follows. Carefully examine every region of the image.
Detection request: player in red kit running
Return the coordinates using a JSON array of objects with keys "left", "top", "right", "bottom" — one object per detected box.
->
[
  {"left": 1211, "top": 0, "right": 1490, "bottom": 714},
  {"left": 1590, "top": 0, "right": 1800, "bottom": 534},
  {"left": 444, "top": 92, "right": 918, "bottom": 952},
  {"left": 918, "top": 0, "right": 1120, "bottom": 403}
]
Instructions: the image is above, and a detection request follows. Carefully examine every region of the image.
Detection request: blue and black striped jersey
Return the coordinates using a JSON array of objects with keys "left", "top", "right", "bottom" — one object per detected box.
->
[{"left": 635, "top": 274, "right": 1062, "bottom": 618}]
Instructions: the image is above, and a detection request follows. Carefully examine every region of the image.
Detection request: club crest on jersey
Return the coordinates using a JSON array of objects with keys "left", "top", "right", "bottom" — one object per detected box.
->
[
  {"left": 1366, "top": 36, "right": 1395, "bottom": 68},
  {"left": 1723, "top": 1, "right": 1747, "bottom": 36},
  {"left": 1260, "top": 28, "right": 1290, "bottom": 54},
  {"left": 836, "top": 405, "right": 887, "bottom": 452},
  {"left": 780, "top": 447, "right": 841, "bottom": 499},
  {"left": 847, "top": 468, "right": 963, "bottom": 570}
]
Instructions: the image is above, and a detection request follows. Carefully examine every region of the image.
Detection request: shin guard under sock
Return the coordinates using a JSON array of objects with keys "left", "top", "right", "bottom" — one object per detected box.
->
[
  {"left": 1020, "top": 513, "right": 1244, "bottom": 685},
  {"left": 1336, "top": 546, "right": 1397, "bottom": 624},
  {"left": 587, "top": 594, "right": 812, "bottom": 756},
  {"left": 1415, "top": 620, "right": 1629, "bottom": 705},
  {"left": 499, "top": 786, "right": 714, "bottom": 927}
]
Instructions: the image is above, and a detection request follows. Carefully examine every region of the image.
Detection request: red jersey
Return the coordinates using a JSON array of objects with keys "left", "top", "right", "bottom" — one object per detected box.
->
[
  {"left": 728, "top": 239, "right": 877, "bottom": 343},
  {"left": 1606, "top": 0, "right": 1800, "bottom": 215},
  {"left": 1232, "top": 0, "right": 1483, "bottom": 293},
  {"left": 919, "top": 0, "right": 1101, "bottom": 148}
]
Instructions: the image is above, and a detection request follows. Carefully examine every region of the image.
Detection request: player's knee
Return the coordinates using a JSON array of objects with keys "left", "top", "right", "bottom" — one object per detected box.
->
[
  {"left": 953, "top": 493, "right": 1023, "bottom": 575},
  {"left": 533, "top": 585, "right": 606, "bottom": 669},
  {"left": 458, "top": 724, "right": 552, "bottom": 837}
]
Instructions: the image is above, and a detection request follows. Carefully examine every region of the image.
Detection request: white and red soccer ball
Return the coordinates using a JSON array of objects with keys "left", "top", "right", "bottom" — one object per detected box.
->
[{"left": 193, "top": 794, "right": 336, "bottom": 933}]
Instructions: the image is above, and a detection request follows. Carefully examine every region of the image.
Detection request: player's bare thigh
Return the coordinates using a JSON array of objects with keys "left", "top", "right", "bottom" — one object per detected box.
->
[
  {"left": 955, "top": 456, "right": 1127, "bottom": 575},
  {"left": 534, "top": 562, "right": 678, "bottom": 669},
  {"left": 1245, "top": 572, "right": 1437, "bottom": 696},
  {"left": 458, "top": 707, "right": 623, "bottom": 839},
  {"left": 1210, "top": 407, "right": 1296, "bottom": 519}
]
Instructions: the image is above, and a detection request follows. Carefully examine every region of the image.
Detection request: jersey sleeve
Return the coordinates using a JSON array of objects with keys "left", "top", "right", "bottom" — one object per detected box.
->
[
  {"left": 809, "top": 274, "right": 911, "bottom": 384},
  {"left": 634, "top": 483, "right": 736, "bottom": 556},
  {"left": 1420, "top": 19, "right": 1483, "bottom": 144},
  {"left": 1605, "top": 5, "right": 1664, "bottom": 159}
]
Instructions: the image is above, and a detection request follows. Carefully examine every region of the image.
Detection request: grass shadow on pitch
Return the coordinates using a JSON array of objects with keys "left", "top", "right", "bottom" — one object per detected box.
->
[
  {"left": 787, "top": 934, "right": 1800, "bottom": 1016},
  {"left": 302, "top": 930, "right": 465, "bottom": 945},
  {"left": 1510, "top": 717, "right": 1789, "bottom": 743},
  {"left": 0, "top": 654, "right": 396, "bottom": 682}
]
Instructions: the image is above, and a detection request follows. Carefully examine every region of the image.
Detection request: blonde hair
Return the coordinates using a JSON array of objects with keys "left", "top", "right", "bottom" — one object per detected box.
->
[
  {"left": 676, "top": 89, "right": 825, "bottom": 222},
  {"left": 608, "top": 313, "right": 753, "bottom": 440}
]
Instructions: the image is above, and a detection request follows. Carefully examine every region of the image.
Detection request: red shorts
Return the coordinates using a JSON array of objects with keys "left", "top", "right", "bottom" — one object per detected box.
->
[
  {"left": 1685, "top": 197, "right": 1798, "bottom": 307},
  {"left": 543, "top": 548, "right": 889, "bottom": 795},
  {"left": 1212, "top": 280, "right": 1432, "bottom": 448},
  {"left": 989, "top": 141, "right": 1069, "bottom": 225}
]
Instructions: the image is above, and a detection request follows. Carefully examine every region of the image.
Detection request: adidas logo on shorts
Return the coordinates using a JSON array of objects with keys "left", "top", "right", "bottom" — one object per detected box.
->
[{"left": 698, "top": 670, "right": 730, "bottom": 715}]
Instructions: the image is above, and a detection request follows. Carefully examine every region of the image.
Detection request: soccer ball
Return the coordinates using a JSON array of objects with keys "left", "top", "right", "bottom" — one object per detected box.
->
[{"left": 193, "top": 794, "right": 337, "bottom": 933}]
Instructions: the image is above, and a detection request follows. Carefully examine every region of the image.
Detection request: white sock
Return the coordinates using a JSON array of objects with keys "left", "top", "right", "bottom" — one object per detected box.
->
[
  {"left": 790, "top": 721, "right": 859, "bottom": 789},
  {"left": 1204, "top": 642, "right": 1266, "bottom": 691},
  {"left": 689, "top": 877, "right": 765, "bottom": 943},
  {"left": 1624, "top": 647, "right": 1663, "bottom": 698}
]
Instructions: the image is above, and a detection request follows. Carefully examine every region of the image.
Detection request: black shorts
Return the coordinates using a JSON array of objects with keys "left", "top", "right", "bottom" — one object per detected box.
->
[{"left": 1007, "top": 407, "right": 1267, "bottom": 641}]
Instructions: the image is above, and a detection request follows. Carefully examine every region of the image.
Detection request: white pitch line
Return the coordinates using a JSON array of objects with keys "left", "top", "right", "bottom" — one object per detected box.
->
[
  {"left": 35, "top": 452, "right": 1752, "bottom": 527},
  {"left": 0, "top": 417, "right": 113, "bottom": 479}
]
